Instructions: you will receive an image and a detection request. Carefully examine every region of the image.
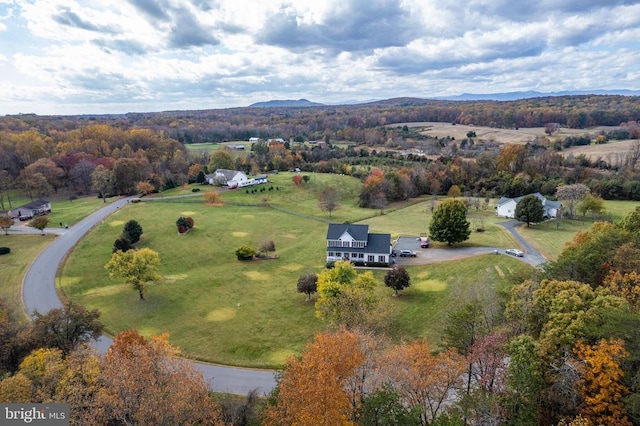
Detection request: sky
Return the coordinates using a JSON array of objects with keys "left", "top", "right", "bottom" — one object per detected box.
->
[{"left": 1, "top": 0, "right": 639, "bottom": 116}]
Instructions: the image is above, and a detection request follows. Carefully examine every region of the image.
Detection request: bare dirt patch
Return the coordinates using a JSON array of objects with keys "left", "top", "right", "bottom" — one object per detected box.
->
[
  {"left": 561, "top": 139, "right": 638, "bottom": 165},
  {"left": 395, "top": 122, "right": 616, "bottom": 145}
]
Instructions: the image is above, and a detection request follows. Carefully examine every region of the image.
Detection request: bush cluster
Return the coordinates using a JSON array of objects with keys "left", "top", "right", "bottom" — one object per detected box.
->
[
  {"left": 176, "top": 216, "right": 194, "bottom": 234},
  {"left": 0, "top": 247, "right": 10, "bottom": 255}
]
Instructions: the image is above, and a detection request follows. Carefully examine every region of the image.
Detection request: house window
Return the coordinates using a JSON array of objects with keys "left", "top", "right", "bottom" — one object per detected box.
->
[
  {"left": 335, "top": 252, "right": 341, "bottom": 257},
  {"left": 368, "top": 255, "right": 375, "bottom": 262},
  {"left": 328, "top": 252, "right": 334, "bottom": 257},
  {"left": 358, "top": 253, "right": 364, "bottom": 258},
  {"left": 378, "top": 255, "right": 385, "bottom": 263},
  {"left": 343, "top": 241, "right": 350, "bottom": 247},
  {"left": 351, "top": 253, "right": 358, "bottom": 258}
]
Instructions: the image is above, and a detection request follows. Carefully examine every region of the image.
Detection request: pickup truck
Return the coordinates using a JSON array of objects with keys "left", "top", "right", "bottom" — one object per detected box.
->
[{"left": 399, "top": 250, "right": 417, "bottom": 257}]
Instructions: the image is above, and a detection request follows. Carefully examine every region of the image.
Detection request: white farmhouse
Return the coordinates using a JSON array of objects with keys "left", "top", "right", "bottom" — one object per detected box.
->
[
  {"left": 496, "top": 192, "right": 562, "bottom": 219},
  {"left": 204, "top": 169, "right": 248, "bottom": 187},
  {"left": 326, "top": 223, "right": 392, "bottom": 265}
]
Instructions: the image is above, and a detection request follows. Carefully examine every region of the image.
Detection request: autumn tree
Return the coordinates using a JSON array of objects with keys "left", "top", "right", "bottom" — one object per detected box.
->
[
  {"left": 292, "top": 174, "right": 303, "bottom": 186},
  {"left": 135, "top": 181, "right": 155, "bottom": 195},
  {"left": 496, "top": 144, "right": 528, "bottom": 173},
  {"left": 382, "top": 339, "right": 466, "bottom": 425},
  {"left": 315, "top": 260, "right": 387, "bottom": 332},
  {"left": 91, "top": 164, "right": 113, "bottom": 202},
  {"left": 53, "top": 345, "right": 103, "bottom": 425},
  {"left": 297, "top": 273, "right": 318, "bottom": 301},
  {"left": 429, "top": 198, "right": 471, "bottom": 246},
  {"left": 447, "top": 184, "right": 461, "bottom": 198},
  {"left": 263, "top": 327, "right": 366, "bottom": 426},
  {"left": 515, "top": 194, "right": 544, "bottom": 226},
  {"left": 577, "top": 193, "right": 605, "bottom": 219},
  {"left": 260, "top": 240, "right": 276, "bottom": 257},
  {"left": 384, "top": 265, "right": 411, "bottom": 296},
  {"left": 556, "top": 183, "right": 590, "bottom": 219},
  {"left": 105, "top": 248, "right": 162, "bottom": 300},
  {"left": 0, "top": 216, "right": 13, "bottom": 235},
  {"left": 30, "top": 216, "right": 49, "bottom": 235},
  {"left": 203, "top": 190, "right": 221, "bottom": 204},
  {"left": 18, "top": 347, "right": 65, "bottom": 401},
  {"left": 208, "top": 149, "right": 234, "bottom": 172},
  {"left": 545, "top": 221, "right": 630, "bottom": 286},
  {"left": 318, "top": 186, "right": 340, "bottom": 218},
  {"left": 31, "top": 301, "right": 103, "bottom": 355},
  {"left": 94, "top": 330, "right": 222, "bottom": 425},
  {"left": 574, "top": 339, "right": 632, "bottom": 426},
  {"left": 113, "top": 158, "right": 142, "bottom": 195}
]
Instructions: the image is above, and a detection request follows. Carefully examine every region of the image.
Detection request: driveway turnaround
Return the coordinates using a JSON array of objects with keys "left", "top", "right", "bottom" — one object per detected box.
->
[{"left": 21, "top": 197, "right": 277, "bottom": 396}]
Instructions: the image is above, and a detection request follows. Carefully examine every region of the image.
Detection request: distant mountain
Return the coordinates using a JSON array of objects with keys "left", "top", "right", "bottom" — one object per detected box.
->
[
  {"left": 434, "top": 89, "right": 640, "bottom": 101},
  {"left": 248, "top": 99, "right": 325, "bottom": 108}
]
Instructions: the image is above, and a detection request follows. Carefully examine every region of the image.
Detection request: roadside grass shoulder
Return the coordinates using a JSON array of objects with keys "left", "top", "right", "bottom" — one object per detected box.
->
[
  {"left": 0, "top": 234, "right": 55, "bottom": 322},
  {"left": 48, "top": 196, "right": 118, "bottom": 226}
]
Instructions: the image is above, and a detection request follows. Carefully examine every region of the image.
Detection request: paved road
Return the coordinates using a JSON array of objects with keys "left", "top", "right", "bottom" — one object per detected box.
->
[{"left": 20, "top": 197, "right": 277, "bottom": 396}]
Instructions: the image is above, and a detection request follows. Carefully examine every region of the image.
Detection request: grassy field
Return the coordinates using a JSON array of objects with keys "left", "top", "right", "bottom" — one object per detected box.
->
[
  {"left": 517, "top": 200, "right": 640, "bottom": 259},
  {"left": 0, "top": 234, "right": 56, "bottom": 322},
  {"left": 59, "top": 177, "right": 533, "bottom": 368}
]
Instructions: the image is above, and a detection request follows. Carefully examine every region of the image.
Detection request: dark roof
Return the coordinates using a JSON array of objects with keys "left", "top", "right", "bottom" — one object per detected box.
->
[
  {"left": 366, "top": 233, "right": 392, "bottom": 254},
  {"left": 18, "top": 199, "right": 50, "bottom": 209},
  {"left": 326, "top": 223, "right": 369, "bottom": 241}
]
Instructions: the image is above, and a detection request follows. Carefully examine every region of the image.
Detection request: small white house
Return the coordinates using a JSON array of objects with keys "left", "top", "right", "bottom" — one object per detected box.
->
[
  {"left": 204, "top": 169, "right": 248, "bottom": 187},
  {"left": 249, "top": 137, "right": 260, "bottom": 143},
  {"left": 8, "top": 199, "right": 52, "bottom": 220},
  {"left": 496, "top": 193, "right": 562, "bottom": 219}
]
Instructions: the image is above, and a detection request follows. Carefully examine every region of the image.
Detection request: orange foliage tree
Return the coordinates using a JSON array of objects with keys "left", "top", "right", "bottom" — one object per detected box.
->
[
  {"left": 382, "top": 339, "right": 466, "bottom": 425},
  {"left": 94, "top": 330, "right": 222, "bottom": 425},
  {"left": 263, "top": 327, "right": 367, "bottom": 426},
  {"left": 574, "top": 338, "right": 631, "bottom": 426}
]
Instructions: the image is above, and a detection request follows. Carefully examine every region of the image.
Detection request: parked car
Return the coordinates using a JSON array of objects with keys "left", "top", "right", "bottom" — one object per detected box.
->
[
  {"left": 399, "top": 250, "right": 417, "bottom": 257},
  {"left": 505, "top": 248, "right": 524, "bottom": 257},
  {"left": 420, "top": 237, "right": 430, "bottom": 248}
]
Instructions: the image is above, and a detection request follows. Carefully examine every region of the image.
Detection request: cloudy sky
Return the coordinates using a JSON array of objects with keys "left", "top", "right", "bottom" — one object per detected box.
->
[{"left": 1, "top": 0, "right": 639, "bottom": 115}]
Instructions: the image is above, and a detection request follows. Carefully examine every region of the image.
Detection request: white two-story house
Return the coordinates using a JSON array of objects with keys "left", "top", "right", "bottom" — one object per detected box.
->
[{"left": 326, "top": 223, "right": 392, "bottom": 265}]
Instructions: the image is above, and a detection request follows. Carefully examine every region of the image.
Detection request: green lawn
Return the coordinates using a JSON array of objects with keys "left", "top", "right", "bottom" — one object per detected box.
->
[
  {"left": 59, "top": 193, "right": 533, "bottom": 368},
  {"left": 0, "top": 234, "right": 56, "bottom": 322},
  {"left": 517, "top": 200, "right": 640, "bottom": 259},
  {"left": 48, "top": 196, "right": 118, "bottom": 227}
]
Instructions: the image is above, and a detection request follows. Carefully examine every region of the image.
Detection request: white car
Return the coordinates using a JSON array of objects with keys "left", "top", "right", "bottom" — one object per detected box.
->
[{"left": 505, "top": 248, "right": 524, "bottom": 257}]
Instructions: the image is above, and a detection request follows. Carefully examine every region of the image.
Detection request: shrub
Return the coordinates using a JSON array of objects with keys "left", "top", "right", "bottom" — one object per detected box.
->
[
  {"left": 0, "top": 247, "right": 10, "bottom": 255},
  {"left": 176, "top": 216, "right": 194, "bottom": 234},
  {"left": 113, "top": 238, "right": 133, "bottom": 253},
  {"left": 192, "top": 188, "right": 201, "bottom": 192},
  {"left": 235, "top": 245, "right": 256, "bottom": 261}
]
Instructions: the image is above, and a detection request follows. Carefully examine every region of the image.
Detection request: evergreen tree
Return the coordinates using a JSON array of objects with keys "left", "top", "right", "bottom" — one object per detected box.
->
[{"left": 122, "top": 220, "right": 143, "bottom": 244}]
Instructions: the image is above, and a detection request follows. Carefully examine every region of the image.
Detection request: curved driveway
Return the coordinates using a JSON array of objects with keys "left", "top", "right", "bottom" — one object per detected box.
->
[
  {"left": 21, "top": 197, "right": 277, "bottom": 396},
  {"left": 22, "top": 201, "right": 543, "bottom": 396}
]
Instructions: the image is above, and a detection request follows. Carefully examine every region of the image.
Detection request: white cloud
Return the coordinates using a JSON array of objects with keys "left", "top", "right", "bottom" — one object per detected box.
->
[{"left": 0, "top": 0, "right": 639, "bottom": 115}]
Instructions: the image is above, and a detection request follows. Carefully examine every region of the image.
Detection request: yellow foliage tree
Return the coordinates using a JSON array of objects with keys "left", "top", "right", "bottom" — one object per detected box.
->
[
  {"left": 105, "top": 248, "right": 161, "bottom": 300},
  {"left": 574, "top": 338, "right": 631, "bottom": 426}
]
